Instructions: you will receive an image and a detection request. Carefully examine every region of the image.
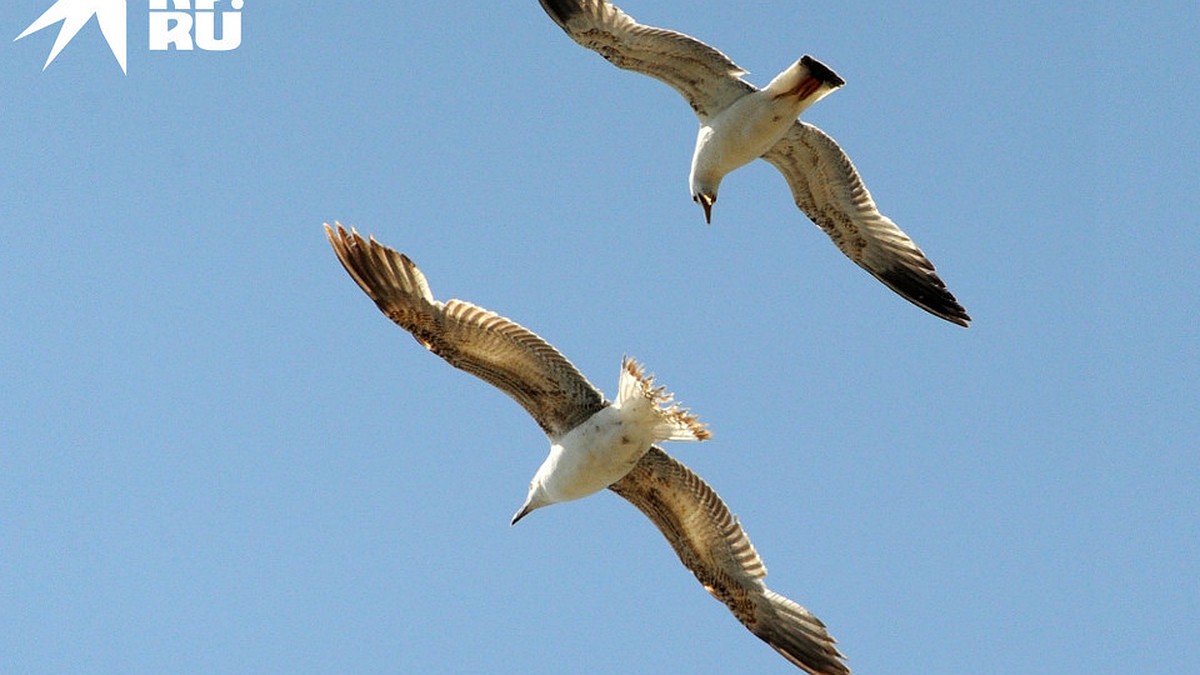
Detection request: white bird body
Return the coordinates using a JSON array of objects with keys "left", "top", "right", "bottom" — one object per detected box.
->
[
  {"left": 517, "top": 358, "right": 708, "bottom": 521},
  {"left": 691, "top": 57, "right": 842, "bottom": 216},
  {"left": 532, "top": 407, "right": 653, "bottom": 504}
]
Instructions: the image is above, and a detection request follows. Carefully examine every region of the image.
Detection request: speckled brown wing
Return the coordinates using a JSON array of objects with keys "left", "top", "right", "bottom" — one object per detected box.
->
[
  {"left": 538, "top": 0, "right": 754, "bottom": 120},
  {"left": 761, "top": 121, "right": 970, "bottom": 327},
  {"left": 609, "top": 447, "right": 849, "bottom": 674},
  {"left": 326, "top": 223, "right": 607, "bottom": 438}
]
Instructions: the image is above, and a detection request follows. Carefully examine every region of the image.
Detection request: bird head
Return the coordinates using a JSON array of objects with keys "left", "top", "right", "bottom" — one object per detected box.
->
[
  {"left": 692, "top": 191, "right": 716, "bottom": 224},
  {"left": 511, "top": 483, "right": 550, "bottom": 526}
]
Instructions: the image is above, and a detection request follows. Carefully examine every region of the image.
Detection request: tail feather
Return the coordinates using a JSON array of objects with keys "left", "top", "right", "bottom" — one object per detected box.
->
[
  {"left": 763, "top": 55, "right": 844, "bottom": 107},
  {"left": 617, "top": 356, "right": 711, "bottom": 442}
]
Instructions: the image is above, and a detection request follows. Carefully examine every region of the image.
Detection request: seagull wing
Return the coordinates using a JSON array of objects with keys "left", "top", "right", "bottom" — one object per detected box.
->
[
  {"left": 538, "top": 0, "right": 754, "bottom": 120},
  {"left": 761, "top": 121, "right": 971, "bottom": 327},
  {"left": 609, "top": 447, "right": 849, "bottom": 674},
  {"left": 326, "top": 224, "right": 607, "bottom": 438}
]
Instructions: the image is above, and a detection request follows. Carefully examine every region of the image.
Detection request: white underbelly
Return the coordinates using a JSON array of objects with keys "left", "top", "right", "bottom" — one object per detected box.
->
[
  {"left": 542, "top": 408, "right": 651, "bottom": 503},
  {"left": 696, "top": 94, "right": 798, "bottom": 174}
]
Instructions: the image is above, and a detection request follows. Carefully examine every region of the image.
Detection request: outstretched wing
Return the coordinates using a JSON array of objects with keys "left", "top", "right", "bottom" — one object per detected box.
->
[
  {"left": 326, "top": 223, "right": 607, "bottom": 438},
  {"left": 609, "top": 447, "right": 849, "bottom": 674},
  {"left": 761, "top": 121, "right": 971, "bottom": 327},
  {"left": 538, "top": 0, "right": 754, "bottom": 120}
]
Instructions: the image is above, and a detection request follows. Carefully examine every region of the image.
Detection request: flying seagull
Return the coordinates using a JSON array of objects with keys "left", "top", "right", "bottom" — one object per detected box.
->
[
  {"left": 326, "top": 223, "right": 849, "bottom": 674},
  {"left": 538, "top": 0, "right": 970, "bottom": 327}
]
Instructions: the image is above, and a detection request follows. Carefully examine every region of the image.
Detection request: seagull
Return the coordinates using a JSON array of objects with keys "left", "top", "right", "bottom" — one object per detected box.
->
[
  {"left": 538, "top": 0, "right": 970, "bottom": 327},
  {"left": 326, "top": 223, "right": 850, "bottom": 674}
]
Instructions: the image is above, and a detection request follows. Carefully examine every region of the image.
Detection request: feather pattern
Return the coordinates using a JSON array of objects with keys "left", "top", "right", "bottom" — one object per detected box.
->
[
  {"left": 326, "top": 223, "right": 606, "bottom": 437},
  {"left": 762, "top": 122, "right": 970, "bottom": 326},
  {"left": 611, "top": 447, "right": 849, "bottom": 674},
  {"left": 539, "top": 0, "right": 752, "bottom": 119}
]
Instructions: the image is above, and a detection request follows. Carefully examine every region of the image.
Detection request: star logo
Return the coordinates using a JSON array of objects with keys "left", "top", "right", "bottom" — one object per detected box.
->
[{"left": 14, "top": 0, "right": 128, "bottom": 74}]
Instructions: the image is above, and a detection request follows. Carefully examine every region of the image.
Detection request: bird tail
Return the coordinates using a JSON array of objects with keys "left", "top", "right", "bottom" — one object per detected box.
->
[
  {"left": 763, "top": 55, "right": 845, "bottom": 107},
  {"left": 755, "top": 589, "right": 850, "bottom": 675},
  {"left": 616, "top": 356, "right": 711, "bottom": 442}
]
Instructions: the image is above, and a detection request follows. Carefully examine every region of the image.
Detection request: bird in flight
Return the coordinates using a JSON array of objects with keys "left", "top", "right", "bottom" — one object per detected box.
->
[
  {"left": 538, "top": 0, "right": 970, "bottom": 327},
  {"left": 326, "top": 223, "right": 849, "bottom": 674}
]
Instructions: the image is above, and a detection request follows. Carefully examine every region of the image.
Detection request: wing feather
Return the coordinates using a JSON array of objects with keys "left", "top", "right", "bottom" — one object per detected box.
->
[
  {"left": 761, "top": 121, "right": 971, "bottom": 327},
  {"left": 538, "top": 0, "right": 754, "bottom": 119},
  {"left": 610, "top": 447, "right": 849, "bottom": 674},
  {"left": 326, "top": 224, "right": 607, "bottom": 437}
]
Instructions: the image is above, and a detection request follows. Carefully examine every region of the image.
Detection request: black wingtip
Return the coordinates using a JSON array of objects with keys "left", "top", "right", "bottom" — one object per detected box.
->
[
  {"left": 877, "top": 266, "right": 972, "bottom": 328},
  {"left": 538, "top": 0, "right": 581, "bottom": 27},
  {"left": 801, "top": 55, "right": 846, "bottom": 88}
]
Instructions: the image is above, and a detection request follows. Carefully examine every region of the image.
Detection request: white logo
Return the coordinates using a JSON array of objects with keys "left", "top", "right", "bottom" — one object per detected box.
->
[
  {"left": 15, "top": 0, "right": 244, "bottom": 75},
  {"left": 150, "top": 0, "right": 243, "bottom": 52},
  {"left": 15, "top": 0, "right": 128, "bottom": 73}
]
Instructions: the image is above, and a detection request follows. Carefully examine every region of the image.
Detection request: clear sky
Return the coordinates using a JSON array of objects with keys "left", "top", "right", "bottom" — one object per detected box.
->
[{"left": 2, "top": 2, "right": 1197, "bottom": 673}]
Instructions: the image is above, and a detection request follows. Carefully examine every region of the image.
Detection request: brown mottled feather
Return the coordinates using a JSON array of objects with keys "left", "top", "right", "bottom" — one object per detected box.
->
[
  {"left": 325, "top": 223, "right": 607, "bottom": 438},
  {"left": 761, "top": 122, "right": 970, "bottom": 326},
  {"left": 538, "top": 0, "right": 752, "bottom": 119},
  {"left": 611, "top": 447, "right": 849, "bottom": 674}
]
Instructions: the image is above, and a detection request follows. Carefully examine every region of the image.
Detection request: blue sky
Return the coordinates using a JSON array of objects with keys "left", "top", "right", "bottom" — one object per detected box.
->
[{"left": 2, "top": 2, "right": 1197, "bottom": 673}]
